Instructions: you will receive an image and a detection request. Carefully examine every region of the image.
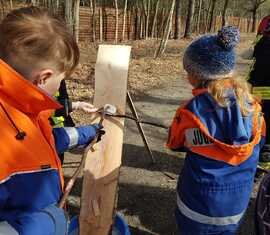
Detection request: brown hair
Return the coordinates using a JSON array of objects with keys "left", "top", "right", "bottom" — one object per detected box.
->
[{"left": 0, "top": 6, "right": 79, "bottom": 78}]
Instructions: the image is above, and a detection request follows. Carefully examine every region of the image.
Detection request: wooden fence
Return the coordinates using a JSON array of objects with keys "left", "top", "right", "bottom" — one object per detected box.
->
[
  {"left": 0, "top": 5, "right": 258, "bottom": 43},
  {"left": 78, "top": 7, "right": 257, "bottom": 42}
]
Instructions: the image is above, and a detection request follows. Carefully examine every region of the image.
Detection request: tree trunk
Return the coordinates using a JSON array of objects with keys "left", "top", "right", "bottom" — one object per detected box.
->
[
  {"left": 250, "top": 0, "right": 267, "bottom": 33},
  {"left": 159, "top": 8, "right": 165, "bottom": 38},
  {"left": 128, "top": 8, "right": 132, "bottom": 40},
  {"left": 90, "top": 0, "right": 96, "bottom": 42},
  {"left": 9, "top": 0, "right": 13, "bottom": 9},
  {"left": 155, "top": 0, "right": 176, "bottom": 58},
  {"left": 65, "top": 0, "right": 73, "bottom": 34},
  {"left": 208, "top": 0, "right": 217, "bottom": 32},
  {"left": 151, "top": 0, "right": 160, "bottom": 38},
  {"left": 56, "top": 0, "right": 60, "bottom": 13},
  {"left": 196, "top": 0, "right": 202, "bottom": 33},
  {"left": 222, "top": 0, "right": 229, "bottom": 26},
  {"left": 114, "top": 0, "right": 118, "bottom": 43},
  {"left": 145, "top": 0, "right": 150, "bottom": 39},
  {"left": 140, "top": 13, "right": 144, "bottom": 39},
  {"left": 213, "top": 11, "right": 219, "bottom": 32},
  {"left": 122, "top": 0, "right": 128, "bottom": 41},
  {"left": 237, "top": 16, "right": 242, "bottom": 29},
  {"left": 31, "top": 0, "right": 37, "bottom": 5},
  {"left": 184, "top": 0, "right": 195, "bottom": 38},
  {"left": 99, "top": 7, "right": 103, "bottom": 42},
  {"left": 134, "top": 7, "right": 139, "bottom": 40},
  {"left": 73, "top": 0, "right": 80, "bottom": 43},
  {"left": 135, "top": 5, "right": 143, "bottom": 40},
  {"left": 252, "top": 8, "right": 257, "bottom": 33},
  {"left": 174, "top": 0, "right": 181, "bottom": 39},
  {"left": 141, "top": 0, "right": 147, "bottom": 38},
  {"left": 247, "top": 16, "right": 251, "bottom": 33},
  {"left": 204, "top": 0, "right": 211, "bottom": 33},
  {"left": 0, "top": 0, "right": 5, "bottom": 20},
  {"left": 47, "top": 0, "right": 55, "bottom": 15}
]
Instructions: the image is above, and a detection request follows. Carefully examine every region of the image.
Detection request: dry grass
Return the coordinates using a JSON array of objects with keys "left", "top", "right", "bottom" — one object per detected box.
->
[{"left": 67, "top": 39, "right": 190, "bottom": 101}]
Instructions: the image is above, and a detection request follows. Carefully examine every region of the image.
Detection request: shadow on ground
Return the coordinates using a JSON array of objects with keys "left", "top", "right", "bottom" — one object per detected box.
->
[
  {"left": 237, "top": 198, "right": 257, "bottom": 235},
  {"left": 120, "top": 144, "right": 181, "bottom": 234},
  {"left": 122, "top": 143, "right": 183, "bottom": 175},
  {"left": 118, "top": 183, "right": 178, "bottom": 235}
]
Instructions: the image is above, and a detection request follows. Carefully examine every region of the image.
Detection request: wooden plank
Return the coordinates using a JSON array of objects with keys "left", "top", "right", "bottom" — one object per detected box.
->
[{"left": 79, "top": 45, "right": 131, "bottom": 235}]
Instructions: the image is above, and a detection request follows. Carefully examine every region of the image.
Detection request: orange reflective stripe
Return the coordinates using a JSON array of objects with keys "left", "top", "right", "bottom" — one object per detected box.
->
[
  {"left": 167, "top": 107, "right": 191, "bottom": 149},
  {"left": 251, "top": 103, "right": 261, "bottom": 137},
  {"left": 261, "top": 117, "right": 266, "bottom": 137}
]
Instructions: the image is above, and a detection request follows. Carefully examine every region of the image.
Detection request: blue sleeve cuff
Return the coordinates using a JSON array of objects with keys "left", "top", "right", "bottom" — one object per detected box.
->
[
  {"left": 53, "top": 127, "right": 78, "bottom": 154},
  {"left": 53, "top": 126, "right": 98, "bottom": 154}
]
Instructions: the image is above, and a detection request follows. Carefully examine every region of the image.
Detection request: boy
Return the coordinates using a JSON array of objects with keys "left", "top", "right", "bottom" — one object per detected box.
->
[{"left": 0, "top": 6, "right": 102, "bottom": 235}]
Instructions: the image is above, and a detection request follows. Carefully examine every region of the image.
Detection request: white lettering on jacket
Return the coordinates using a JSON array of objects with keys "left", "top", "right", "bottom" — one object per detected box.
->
[{"left": 185, "top": 128, "right": 214, "bottom": 147}]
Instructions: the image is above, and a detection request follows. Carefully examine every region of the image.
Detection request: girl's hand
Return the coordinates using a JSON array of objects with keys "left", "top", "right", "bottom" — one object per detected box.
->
[{"left": 72, "top": 101, "right": 98, "bottom": 113}]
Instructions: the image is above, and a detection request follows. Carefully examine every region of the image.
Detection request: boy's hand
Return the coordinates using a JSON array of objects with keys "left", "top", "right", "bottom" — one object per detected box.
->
[
  {"left": 77, "top": 124, "right": 105, "bottom": 146},
  {"left": 91, "top": 124, "right": 105, "bottom": 143},
  {"left": 72, "top": 101, "right": 98, "bottom": 113}
]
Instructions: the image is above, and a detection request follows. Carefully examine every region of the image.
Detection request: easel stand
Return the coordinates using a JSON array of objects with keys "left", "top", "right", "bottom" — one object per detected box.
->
[
  {"left": 80, "top": 45, "right": 156, "bottom": 235},
  {"left": 127, "top": 91, "right": 155, "bottom": 164},
  {"left": 80, "top": 45, "right": 131, "bottom": 235}
]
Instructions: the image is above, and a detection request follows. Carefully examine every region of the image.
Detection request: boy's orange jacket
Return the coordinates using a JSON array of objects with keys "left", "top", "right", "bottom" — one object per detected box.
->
[
  {"left": 0, "top": 59, "right": 64, "bottom": 185},
  {"left": 0, "top": 60, "right": 65, "bottom": 221}
]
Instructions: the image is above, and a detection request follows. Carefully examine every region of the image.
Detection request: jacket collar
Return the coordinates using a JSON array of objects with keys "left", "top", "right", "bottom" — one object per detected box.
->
[
  {"left": 192, "top": 88, "right": 208, "bottom": 97},
  {"left": 0, "top": 59, "right": 62, "bottom": 114},
  {"left": 192, "top": 79, "right": 233, "bottom": 97}
]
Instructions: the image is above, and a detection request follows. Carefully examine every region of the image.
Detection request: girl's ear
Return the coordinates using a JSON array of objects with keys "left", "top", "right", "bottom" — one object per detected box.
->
[{"left": 32, "top": 69, "right": 54, "bottom": 85}]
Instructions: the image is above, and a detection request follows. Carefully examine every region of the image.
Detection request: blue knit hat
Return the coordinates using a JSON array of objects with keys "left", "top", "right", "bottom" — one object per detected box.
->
[{"left": 183, "top": 26, "right": 240, "bottom": 80}]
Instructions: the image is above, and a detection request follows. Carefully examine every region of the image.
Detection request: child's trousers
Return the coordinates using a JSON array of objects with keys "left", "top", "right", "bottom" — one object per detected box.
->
[
  {"left": 260, "top": 100, "right": 270, "bottom": 161},
  {"left": 0, "top": 205, "right": 67, "bottom": 235},
  {"left": 175, "top": 208, "right": 241, "bottom": 235}
]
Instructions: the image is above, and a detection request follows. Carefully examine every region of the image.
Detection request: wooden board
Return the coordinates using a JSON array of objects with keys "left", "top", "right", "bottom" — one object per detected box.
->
[{"left": 79, "top": 45, "right": 131, "bottom": 235}]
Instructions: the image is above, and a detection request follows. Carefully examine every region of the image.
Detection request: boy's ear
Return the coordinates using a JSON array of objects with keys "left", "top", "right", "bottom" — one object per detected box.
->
[{"left": 32, "top": 69, "right": 54, "bottom": 85}]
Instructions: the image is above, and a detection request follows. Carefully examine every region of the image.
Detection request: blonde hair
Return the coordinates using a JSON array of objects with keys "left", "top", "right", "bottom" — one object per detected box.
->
[
  {"left": 205, "top": 77, "right": 258, "bottom": 116},
  {"left": 0, "top": 6, "right": 79, "bottom": 78}
]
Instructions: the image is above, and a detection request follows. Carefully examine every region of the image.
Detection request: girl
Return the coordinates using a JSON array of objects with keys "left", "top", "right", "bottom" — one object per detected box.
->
[{"left": 167, "top": 26, "right": 265, "bottom": 235}]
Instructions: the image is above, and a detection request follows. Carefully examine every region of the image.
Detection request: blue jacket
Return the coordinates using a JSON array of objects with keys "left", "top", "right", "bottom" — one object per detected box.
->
[{"left": 167, "top": 88, "right": 265, "bottom": 234}]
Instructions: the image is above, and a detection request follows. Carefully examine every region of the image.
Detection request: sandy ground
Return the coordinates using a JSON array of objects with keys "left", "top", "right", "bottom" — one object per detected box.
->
[{"left": 63, "top": 34, "right": 261, "bottom": 235}]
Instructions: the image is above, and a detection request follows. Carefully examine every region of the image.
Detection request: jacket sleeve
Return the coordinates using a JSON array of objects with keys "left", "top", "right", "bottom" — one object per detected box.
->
[
  {"left": 0, "top": 184, "right": 9, "bottom": 211},
  {"left": 53, "top": 125, "right": 100, "bottom": 154},
  {"left": 167, "top": 108, "right": 191, "bottom": 152},
  {"left": 260, "top": 115, "right": 266, "bottom": 149}
]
